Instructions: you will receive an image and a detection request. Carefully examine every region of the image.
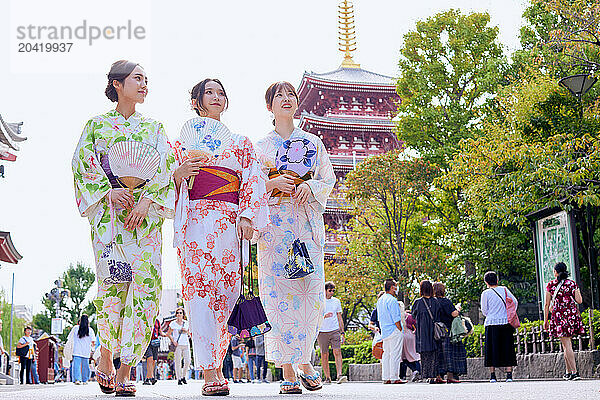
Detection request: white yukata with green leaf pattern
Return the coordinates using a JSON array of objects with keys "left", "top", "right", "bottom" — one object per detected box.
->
[{"left": 72, "top": 110, "right": 176, "bottom": 366}]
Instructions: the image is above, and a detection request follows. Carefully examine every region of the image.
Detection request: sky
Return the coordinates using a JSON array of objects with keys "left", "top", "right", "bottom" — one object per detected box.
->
[{"left": 0, "top": 0, "right": 528, "bottom": 314}]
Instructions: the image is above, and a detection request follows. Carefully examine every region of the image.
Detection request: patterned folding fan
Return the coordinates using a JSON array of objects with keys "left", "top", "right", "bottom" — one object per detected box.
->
[
  {"left": 107, "top": 140, "right": 160, "bottom": 191},
  {"left": 179, "top": 117, "right": 234, "bottom": 187},
  {"left": 276, "top": 138, "right": 317, "bottom": 177}
]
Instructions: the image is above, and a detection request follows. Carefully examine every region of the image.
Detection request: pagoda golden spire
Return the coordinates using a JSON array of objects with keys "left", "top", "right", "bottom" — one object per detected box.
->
[{"left": 338, "top": 0, "right": 360, "bottom": 68}]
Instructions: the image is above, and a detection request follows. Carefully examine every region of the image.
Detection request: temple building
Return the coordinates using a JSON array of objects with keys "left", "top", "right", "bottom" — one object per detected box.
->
[{"left": 295, "top": 0, "right": 400, "bottom": 257}]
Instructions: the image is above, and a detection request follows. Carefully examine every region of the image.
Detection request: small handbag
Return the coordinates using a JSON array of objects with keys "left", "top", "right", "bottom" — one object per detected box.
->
[
  {"left": 492, "top": 287, "right": 521, "bottom": 329},
  {"left": 227, "top": 239, "right": 271, "bottom": 338},
  {"left": 372, "top": 340, "right": 383, "bottom": 360},
  {"left": 423, "top": 298, "right": 448, "bottom": 341},
  {"left": 16, "top": 344, "right": 29, "bottom": 358},
  {"left": 283, "top": 203, "right": 315, "bottom": 279}
]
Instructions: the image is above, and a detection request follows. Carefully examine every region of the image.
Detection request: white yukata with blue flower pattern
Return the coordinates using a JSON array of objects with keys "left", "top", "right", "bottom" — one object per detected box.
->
[{"left": 255, "top": 128, "right": 335, "bottom": 367}]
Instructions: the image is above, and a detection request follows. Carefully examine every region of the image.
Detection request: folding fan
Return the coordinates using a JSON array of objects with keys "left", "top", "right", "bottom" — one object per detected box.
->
[
  {"left": 275, "top": 138, "right": 317, "bottom": 178},
  {"left": 179, "top": 117, "right": 234, "bottom": 188},
  {"left": 107, "top": 140, "right": 161, "bottom": 192}
]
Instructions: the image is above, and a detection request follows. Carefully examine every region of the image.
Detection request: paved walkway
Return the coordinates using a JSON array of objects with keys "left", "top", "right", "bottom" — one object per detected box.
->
[{"left": 0, "top": 379, "right": 598, "bottom": 399}]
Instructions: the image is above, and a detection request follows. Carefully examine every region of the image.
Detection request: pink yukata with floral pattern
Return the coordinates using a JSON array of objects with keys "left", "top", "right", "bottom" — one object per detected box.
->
[{"left": 171, "top": 117, "right": 270, "bottom": 370}]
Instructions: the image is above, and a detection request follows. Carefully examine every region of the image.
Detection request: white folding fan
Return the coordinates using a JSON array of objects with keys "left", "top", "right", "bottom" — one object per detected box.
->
[
  {"left": 179, "top": 117, "right": 234, "bottom": 188},
  {"left": 108, "top": 140, "right": 161, "bottom": 192}
]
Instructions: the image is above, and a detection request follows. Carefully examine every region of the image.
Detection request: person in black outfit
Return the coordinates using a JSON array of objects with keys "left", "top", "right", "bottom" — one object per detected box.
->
[
  {"left": 16, "top": 326, "right": 33, "bottom": 384},
  {"left": 411, "top": 281, "right": 445, "bottom": 384},
  {"left": 433, "top": 282, "right": 464, "bottom": 383}
]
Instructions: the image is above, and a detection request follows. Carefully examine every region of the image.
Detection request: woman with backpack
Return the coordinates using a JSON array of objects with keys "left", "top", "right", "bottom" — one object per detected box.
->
[
  {"left": 543, "top": 262, "right": 584, "bottom": 380},
  {"left": 68, "top": 315, "right": 96, "bottom": 384},
  {"left": 481, "top": 271, "right": 518, "bottom": 383}
]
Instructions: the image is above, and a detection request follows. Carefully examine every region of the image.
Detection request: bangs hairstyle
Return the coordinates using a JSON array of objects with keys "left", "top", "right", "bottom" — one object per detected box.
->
[
  {"left": 190, "top": 79, "right": 229, "bottom": 116},
  {"left": 175, "top": 306, "right": 186, "bottom": 319},
  {"left": 265, "top": 81, "right": 298, "bottom": 126},
  {"left": 105, "top": 60, "right": 140, "bottom": 102}
]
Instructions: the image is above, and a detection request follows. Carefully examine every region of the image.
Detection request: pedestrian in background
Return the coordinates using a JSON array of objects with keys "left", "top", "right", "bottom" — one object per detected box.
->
[
  {"left": 143, "top": 318, "right": 162, "bottom": 385},
  {"left": 317, "top": 281, "right": 347, "bottom": 384},
  {"left": 254, "top": 335, "right": 268, "bottom": 383},
  {"left": 376, "top": 279, "right": 405, "bottom": 384},
  {"left": 16, "top": 326, "right": 34, "bottom": 384},
  {"left": 68, "top": 315, "right": 96, "bottom": 385},
  {"left": 231, "top": 335, "right": 243, "bottom": 383},
  {"left": 31, "top": 341, "right": 40, "bottom": 384},
  {"left": 399, "top": 311, "right": 421, "bottom": 382},
  {"left": 167, "top": 307, "right": 191, "bottom": 385},
  {"left": 481, "top": 271, "right": 518, "bottom": 382},
  {"left": 433, "top": 282, "right": 464, "bottom": 383},
  {"left": 544, "top": 262, "right": 584, "bottom": 381},
  {"left": 412, "top": 280, "right": 445, "bottom": 384}
]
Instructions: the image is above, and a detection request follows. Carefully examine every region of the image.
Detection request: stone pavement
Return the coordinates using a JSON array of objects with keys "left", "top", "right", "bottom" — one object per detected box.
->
[{"left": 0, "top": 379, "right": 598, "bottom": 400}]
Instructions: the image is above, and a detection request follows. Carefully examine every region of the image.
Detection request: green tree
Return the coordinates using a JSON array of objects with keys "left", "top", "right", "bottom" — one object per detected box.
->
[
  {"left": 0, "top": 290, "right": 27, "bottom": 355},
  {"left": 42, "top": 262, "right": 96, "bottom": 328},
  {"left": 338, "top": 151, "right": 440, "bottom": 302}
]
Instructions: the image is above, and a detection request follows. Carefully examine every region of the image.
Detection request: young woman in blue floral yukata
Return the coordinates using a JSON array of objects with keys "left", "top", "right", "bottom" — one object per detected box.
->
[
  {"left": 72, "top": 60, "right": 175, "bottom": 396},
  {"left": 255, "top": 82, "right": 336, "bottom": 395}
]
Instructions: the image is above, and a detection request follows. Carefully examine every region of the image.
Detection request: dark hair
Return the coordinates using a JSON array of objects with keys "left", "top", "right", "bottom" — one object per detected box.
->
[
  {"left": 484, "top": 271, "right": 498, "bottom": 286},
  {"left": 105, "top": 60, "right": 140, "bottom": 102},
  {"left": 78, "top": 314, "right": 90, "bottom": 338},
  {"left": 24, "top": 326, "right": 32, "bottom": 332},
  {"left": 325, "top": 281, "right": 335, "bottom": 291},
  {"left": 554, "top": 262, "right": 570, "bottom": 282},
  {"left": 420, "top": 280, "right": 433, "bottom": 297},
  {"left": 190, "top": 79, "right": 229, "bottom": 116},
  {"left": 175, "top": 306, "right": 186, "bottom": 319},
  {"left": 433, "top": 282, "right": 446, "bottom": 297},
  {"left": 384, "top": 279, "right": 397, "bottom": 292},
  {"left": 265, "top": 81, "right": 299, "bottom": 126}
]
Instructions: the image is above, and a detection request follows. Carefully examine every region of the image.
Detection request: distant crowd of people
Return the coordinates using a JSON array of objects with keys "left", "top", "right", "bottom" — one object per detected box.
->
[{"left": 368, "top": 263, "right": 585, "bottom": 384}]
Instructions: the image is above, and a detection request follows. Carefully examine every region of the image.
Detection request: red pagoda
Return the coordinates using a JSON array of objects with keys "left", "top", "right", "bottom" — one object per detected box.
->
[{"left": 295, "top": 0, "right": 400, "bottom": 257}]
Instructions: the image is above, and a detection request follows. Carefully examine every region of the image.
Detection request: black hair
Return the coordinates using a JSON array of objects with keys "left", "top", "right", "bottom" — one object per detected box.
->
[
  {"left": 325, "top": 281, "right": 335, "bottom": 291},
  {"left": 24, "top": 326, "right": 32, "bottom": 332},
  {"left": 105, "top": 60, "right": 140, "bottom": 102},
  {"left": 190, "top": 79, "right": 229, "bottom": 116},
  {"left": 420, "top": 280, "right": 433, "bottom": 297},
  {"left": 484, "top": 271, "right": 498, "bottom": 286},
  {"left": 554, "top": 262, "right": 570, "bottom": 282},
  {"left": 265, "top": 81, "right": 299, "bottom": 126},
  {"left": 384, "top": 279, "right": 397, "bottom": 292},
  {"left": 78, "top": 314, "right": 90, "bottom": 338}
]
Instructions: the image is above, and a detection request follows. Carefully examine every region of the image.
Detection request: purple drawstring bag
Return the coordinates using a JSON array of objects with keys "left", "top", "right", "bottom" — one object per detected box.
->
[{"left": 227, "top": 239, "right": 271, "bottom": 338}]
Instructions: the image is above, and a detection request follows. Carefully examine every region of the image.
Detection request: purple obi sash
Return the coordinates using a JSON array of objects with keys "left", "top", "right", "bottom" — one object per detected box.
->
[{"left": 189, "top": 166, "right": 240, "bottom": 204}]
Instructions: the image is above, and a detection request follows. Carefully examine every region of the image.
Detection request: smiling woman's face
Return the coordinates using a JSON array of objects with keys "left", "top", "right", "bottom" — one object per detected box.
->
[
  {"left": 199, "top": 80, "right": 226, "bottom": 118},
  {"left": 269, "top": 86, "right": 298, "bottom": 121},
  {"left": 115, "top": 65, "right": 148, "bottom": 104}
]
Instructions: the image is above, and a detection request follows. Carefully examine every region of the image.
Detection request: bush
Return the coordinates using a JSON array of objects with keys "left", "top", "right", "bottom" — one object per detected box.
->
[
  {"left": 354, "top": 341, "right": 379, "bottom": 364},
  {"left": 344, "top": 330, "right": 372, "bottom": 345}
]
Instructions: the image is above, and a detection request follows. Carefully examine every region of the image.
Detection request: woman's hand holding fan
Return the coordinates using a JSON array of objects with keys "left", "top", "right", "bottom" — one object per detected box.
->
[
  {"left": 123, "top": 197, "right": 152, "bottom": 231},
  {"left": 173, "top": 157, "right": 203, "bottom": 188},
  {"left": 109, "top": 188, "right": 135, "bottom": 210},
  {"left": 267, "top": 173, "right": 295, "bottom": 194}
]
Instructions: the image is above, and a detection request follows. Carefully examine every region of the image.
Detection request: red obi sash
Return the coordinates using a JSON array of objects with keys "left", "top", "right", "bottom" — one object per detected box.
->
[{"left": 189, "top": 166, "right": 240, "bottom": 204}]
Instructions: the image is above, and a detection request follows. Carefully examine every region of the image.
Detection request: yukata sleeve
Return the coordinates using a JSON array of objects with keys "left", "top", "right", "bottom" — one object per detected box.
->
[
  {"left": 72, "top": 119, "right": 111, "bottom": 217},
  {"left": 305, "top": 136, "right": 335, "bottom": 213},
  {"left": 238, "top": 137, "right": 270, "bottom": 231},
  {"left": 143, "top": 123, "right": 176, "bottom": 219}
]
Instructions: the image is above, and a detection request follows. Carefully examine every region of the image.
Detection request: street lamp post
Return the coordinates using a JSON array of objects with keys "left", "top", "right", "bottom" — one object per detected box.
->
[
  {"left": 559, "top": 72, "right": 598, "bottom": 309},
  {"left": 45, "top": 280, "right": 69, "bottom": 334}
]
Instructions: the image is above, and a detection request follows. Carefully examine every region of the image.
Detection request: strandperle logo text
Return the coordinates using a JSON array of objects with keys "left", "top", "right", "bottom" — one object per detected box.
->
[{"left": 16, "top": 20, "right": 146, "bottom": 46}]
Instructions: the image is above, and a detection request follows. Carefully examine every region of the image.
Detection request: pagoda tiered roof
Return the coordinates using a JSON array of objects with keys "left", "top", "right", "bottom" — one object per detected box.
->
[
  {"left": 0, "top": 114, "right": 26, "bottom": 162},
  {"left": 299, "top": 111, "right": 395, "bottom": 131},
  {"left": 0, "top": 231, "right": 23, "bottom": 264}
]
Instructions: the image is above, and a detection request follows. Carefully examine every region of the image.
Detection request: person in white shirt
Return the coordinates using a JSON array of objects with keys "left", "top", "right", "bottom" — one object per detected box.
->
[
  {"left": 68, "top": 315, "right": 96, "bottom": 384},
  {"left": 317, "top": 282, "right": 347, "bottom": 384},
  {"left": 166, "top": 307, "right": 191, "bottom": 385},
  {"left": 16, "top": 326, "right": 34, "bottom": 384}
]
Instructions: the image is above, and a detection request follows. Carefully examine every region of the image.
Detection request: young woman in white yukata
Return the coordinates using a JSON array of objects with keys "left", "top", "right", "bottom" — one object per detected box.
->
[
  {"left": 72, "top": 60, "right": 176, "bottom": 396},
  {"left": 255, "top": 82, "right": 335, "bottom": 394},
  {"left": 171, "top": 79, "right": 270, "bottom": 396}
]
